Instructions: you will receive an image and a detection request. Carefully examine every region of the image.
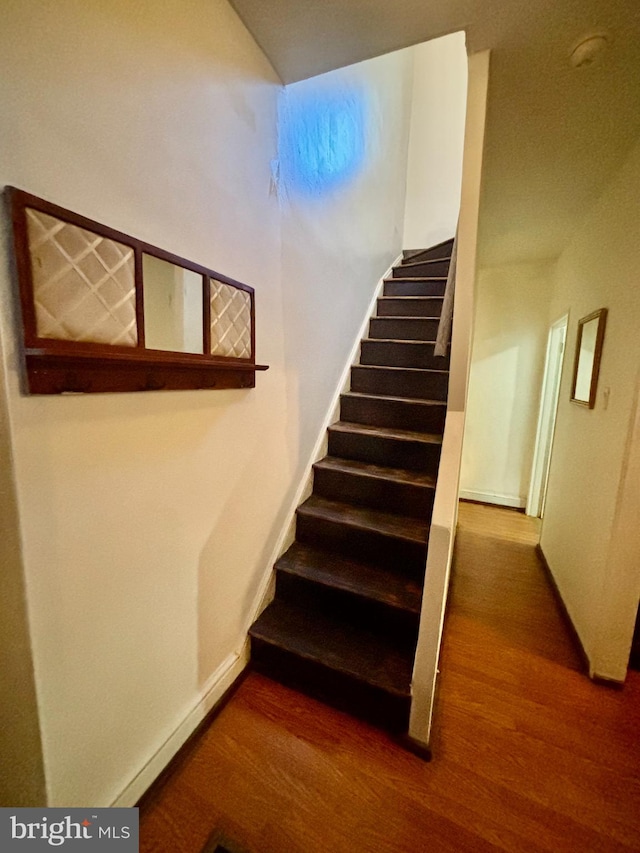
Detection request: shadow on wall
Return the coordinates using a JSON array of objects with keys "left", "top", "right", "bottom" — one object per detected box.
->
[{"left": 196, "top": 391, "right": 293, "bottom": 687}]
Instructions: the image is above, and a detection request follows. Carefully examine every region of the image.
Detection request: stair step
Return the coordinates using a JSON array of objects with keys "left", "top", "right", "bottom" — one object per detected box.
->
[
  {"left": 296, "top": 495, "right": 428, "bottom": 574},
  {"left": 401, "top": 253, "right": 450, "bottom": 267},
  {"left": 298, "top": 495, "right": 429, "bottom": 544},
  {"left": 274, "top": 542, "right": 421, "bottom": 643},
  {"left": 327, "top": 420, "right": 442, "bottom": 472},
  {"left": 402, "top": 248, "right": 433, "bottom": 262},
  {"left": 369, "top": 317, "right": 440, "bottom": 341},
  {"left": 275, "top": 542, "right": 422, "bottom": 615},
  {"left": 313, "top": 455, "right": 436, "bottom": 517},
  {"left": 394, "top": 258, "right": 450, "bottom": 278},
  {"left": 377, "top": 296, "right": 444, "bottom": 317},
  {"left": 250, "top": 599, "right": 413, "bottom": 730},
  {"left": 341, "top": 391, "right": 446, "bottom": 433},
  {"left": 360, "top": 339, "right": 450, "bottom": 370},
  {"left": 402, "top": 238, "right": 454, "bottom": 263},
  {"left": 251, "top": 600, "right": 413, "bottom": 695},
  {"left": 351, "top": 364, "right": 449, "bottom": 401},
  {"left": 384, "top": 278, "right": 446, "bottom": 297}
]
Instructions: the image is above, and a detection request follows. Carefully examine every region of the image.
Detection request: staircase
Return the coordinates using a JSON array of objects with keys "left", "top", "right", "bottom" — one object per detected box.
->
[{"left": 249, "top": 238, "right": 453, "bottom": 733}]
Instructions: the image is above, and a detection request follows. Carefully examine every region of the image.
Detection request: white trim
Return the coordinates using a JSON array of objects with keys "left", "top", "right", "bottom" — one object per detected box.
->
[
  {"left": 110, "top": 642, "right": 250, "bottom": 807},
  {"left": 526, "top": 314, "right": 568, "bottom": 517},
  {"left": 244, "top": 255, "right": 400, "bottom": 627},
  {"left": 410, "top": 411, "right": 464, "bottom": 744},
  {"left": 459, "top": 489, "right": 526, "bottom": 509}
]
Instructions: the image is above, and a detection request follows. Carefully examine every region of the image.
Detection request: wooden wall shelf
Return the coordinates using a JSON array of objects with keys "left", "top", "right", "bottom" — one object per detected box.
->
[{"left": 7, "top": 187, "right": 269, "bottom": 395}]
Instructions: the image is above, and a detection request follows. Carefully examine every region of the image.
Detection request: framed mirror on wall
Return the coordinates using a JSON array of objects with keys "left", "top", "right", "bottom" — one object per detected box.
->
[
  {"left": 7, "top": 186, "right": 267, "bottom": 394},
  {"left": 570, "top": 308, "right": 607, "bottom": 409}
]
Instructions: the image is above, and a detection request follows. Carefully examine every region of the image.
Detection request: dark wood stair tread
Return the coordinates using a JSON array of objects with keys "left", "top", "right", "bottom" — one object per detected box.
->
[
  {"left": 276, "top": 542, "right": 422, "bottom": 614},
  {"left": 329, "top": 420, "right": 443, "bottom": 446},
  {"left": 384, "top": 277, "right": 447, "bottom": 283},
  {"left": 362, "top": 336, "right": 439, "bottom": 345},
  {"left": 343, "top": 390, "right": 446, "bottom": 409},
  {"left": 400, "top": 258, "right": 450, "bottom": 270},
  {"left": 250, "top": 599, "right": 413, "bottom": 697},
  {"left": 401, "top": 254, "right": 451, "bottom": 265},
  {"left": 354, "top": 364, "right": 449, "bottom": 377},
  {"left": 298, "top": 495, "right": 429, "bottom": 544},
  {"left": 378, "top": 296, "right": 444, "bottom": 303},
  {"left": 373, "top": 313, "right": 442, "bottom": 320},
  {"left": 314, "top": 455, "right": 436, "bottom": 489},
  {"left": 402, "top": 238, "right": 453, "bottom": 261}
]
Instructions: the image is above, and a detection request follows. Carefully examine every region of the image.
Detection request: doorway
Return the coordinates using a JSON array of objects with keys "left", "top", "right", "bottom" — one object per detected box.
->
[{"left": 527, "top": 314, "right": 568, "bottom": 518}]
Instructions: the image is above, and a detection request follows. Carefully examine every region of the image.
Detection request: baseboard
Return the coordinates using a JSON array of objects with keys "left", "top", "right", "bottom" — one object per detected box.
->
[
  {"left": 111, "top": 642, "right": 250, "bottom": 807},
  {"left": 244, "top": 254, "right": 401, "bottom": 630},
  {"left": 459, "top": 489, "right": 526, "bottom": 509},
  {"left": 535, "top": 544, "right": 591, "bottom": 676},
  {"left": 536, "top": 545, "right": 630, "bottom": 687}
]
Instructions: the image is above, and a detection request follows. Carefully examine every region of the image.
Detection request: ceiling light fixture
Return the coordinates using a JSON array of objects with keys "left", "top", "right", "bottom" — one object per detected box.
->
[{"left": 569, "top": 34, "right": 609, "bottom": 69}]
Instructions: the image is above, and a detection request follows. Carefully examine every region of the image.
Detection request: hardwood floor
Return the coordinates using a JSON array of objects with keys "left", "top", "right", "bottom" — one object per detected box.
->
[{"left": 140, "top": 502, "right": 640, "bottom": 853}]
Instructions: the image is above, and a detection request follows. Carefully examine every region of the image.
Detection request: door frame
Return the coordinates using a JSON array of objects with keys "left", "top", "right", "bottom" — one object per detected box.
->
[{"left": 526, "top": 313, "right": 568, "bottom": 518}]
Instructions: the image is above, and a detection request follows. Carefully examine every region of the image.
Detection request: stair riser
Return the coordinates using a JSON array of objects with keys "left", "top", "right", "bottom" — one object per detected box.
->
[
  {"left": 384, "top": 279, "right": 446, "bottom": 297},
  {"left": 377, "top": 298, "right": 444, "bottom": 318},
  {"left": 402, "top": 240, "right": 453, "bottom": 263},
  {"left": 369, "top": 317, "right": 440, "bottom": 341},
  {"left": 296, "top": 511, "right": 426, "bottom": 576},
  {"left": 341, "top": 394, "right": 446, "bottom": 433},
  {"left": 313, "top": 464, "right": 435, "bottom": 518},
  {"left": 394, "top": 259, "right": 450, "bottom": 278},
  {"left": 328, "top": 428, "right": 442, "bottom": 473},
  {"left": 360, "top": 340, "right": 450, "bottom": 370},
  {"left": 275, "top": 572, "right": 419, "bottom": 647},
  {"left": 351, "top": 365, "right": 449, "bottom": 401},
  {"left": 251, "top": 639, "right": 411, "bottom": 732}
]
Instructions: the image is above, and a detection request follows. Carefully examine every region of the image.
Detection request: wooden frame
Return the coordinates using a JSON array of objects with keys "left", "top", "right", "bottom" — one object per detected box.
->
[
  {"left": 570, "top": 308, "right": 607, "bottom": 409},
  {"left": 7, "top": 186, "right": 268, "bottom": 394}
]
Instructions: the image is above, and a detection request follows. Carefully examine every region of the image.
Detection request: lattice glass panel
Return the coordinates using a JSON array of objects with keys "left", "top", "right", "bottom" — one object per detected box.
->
[
  {"left": 26, "top": 209, "right": 137, "bottom": 346},
  {"left": 210, "top": 279, "right": 252, "bottom": 359}
]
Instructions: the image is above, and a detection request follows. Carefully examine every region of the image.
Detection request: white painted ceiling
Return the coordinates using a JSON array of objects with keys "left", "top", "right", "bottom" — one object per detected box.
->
[{"left": 229, "top": 0, "right": 640, "bottom": 267}]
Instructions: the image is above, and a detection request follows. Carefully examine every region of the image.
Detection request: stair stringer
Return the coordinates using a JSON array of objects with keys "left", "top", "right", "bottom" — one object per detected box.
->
[{"left": 243, "top": 255, "right": 403, "bottom": 636}]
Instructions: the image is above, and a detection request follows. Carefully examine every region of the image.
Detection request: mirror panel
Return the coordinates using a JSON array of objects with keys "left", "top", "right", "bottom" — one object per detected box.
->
[
  {"left": 143, "top": 254, "right": 204, "bottom": 354},
  {"left": 570, "top": 308, "right": 607, "bottom": 408},
  {"left": 573, "top": 318, "right": 598, "bottom": 402}
]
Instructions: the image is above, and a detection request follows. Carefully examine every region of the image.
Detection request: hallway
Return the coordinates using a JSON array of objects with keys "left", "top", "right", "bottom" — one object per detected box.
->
[{"left": 139, "top": 502, "right": 640, "bottom": 852}]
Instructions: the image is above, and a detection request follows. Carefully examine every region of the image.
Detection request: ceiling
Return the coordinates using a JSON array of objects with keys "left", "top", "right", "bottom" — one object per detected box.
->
[{"left": 229, "top": 0, "right": 640, "bottom": 267}]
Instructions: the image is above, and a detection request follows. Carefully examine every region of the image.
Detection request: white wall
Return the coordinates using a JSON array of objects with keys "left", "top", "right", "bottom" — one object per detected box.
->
[
  {"left": 0, "top": 0, "right": 417, "bottom": 808},
  {"left": 278, "top": 50, "right": 414, "bottom": 483},
  {"left": 0, "top": 321, "right": 46, "bottom": 806},
  {"left": 461, "top": 261, "right": 554, "bottom": 507},
  {"left": 0, "top": 0, "right": 290, "bottom": 807},
  {"left": 540, "top": 135, "right": 640, "bottom": 680},
  {"left": 403, "top": 33, "right": 468, "bottom": 251}
]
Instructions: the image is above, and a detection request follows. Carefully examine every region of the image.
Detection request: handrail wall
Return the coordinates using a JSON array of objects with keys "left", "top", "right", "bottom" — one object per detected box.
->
[{"left": 409, "top": 48, "right": 490, "bottom": 747}]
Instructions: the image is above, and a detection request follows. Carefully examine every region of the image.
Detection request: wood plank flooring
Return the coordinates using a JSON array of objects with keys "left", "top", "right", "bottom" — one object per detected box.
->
[{"left": 139, "top": 501, "right": 640, "bottom": 853}]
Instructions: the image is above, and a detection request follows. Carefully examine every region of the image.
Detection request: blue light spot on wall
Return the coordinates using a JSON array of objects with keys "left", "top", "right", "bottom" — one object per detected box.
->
[{"left": 279, "top": 88, "right": 368, "bottom": 196}]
